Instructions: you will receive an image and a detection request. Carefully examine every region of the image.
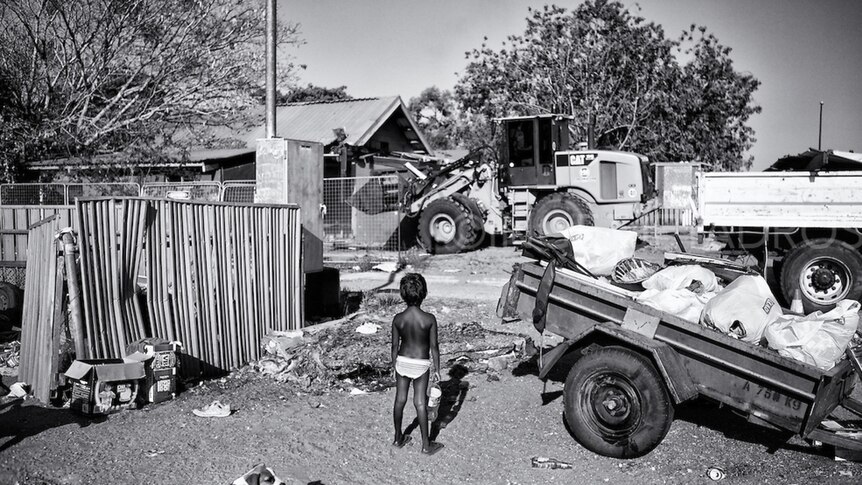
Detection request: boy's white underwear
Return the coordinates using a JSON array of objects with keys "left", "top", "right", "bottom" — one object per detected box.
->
[{"left": 395, "top": 356, "right": 431, "bottom": 379}]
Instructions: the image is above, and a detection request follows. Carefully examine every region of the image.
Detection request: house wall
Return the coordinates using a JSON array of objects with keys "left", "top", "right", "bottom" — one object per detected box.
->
[{"left": 366, "top": 114, "right": 420, "bottom": 154}]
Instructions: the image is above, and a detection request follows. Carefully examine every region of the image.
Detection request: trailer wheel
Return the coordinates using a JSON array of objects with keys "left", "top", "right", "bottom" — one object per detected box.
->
[
  {"left": 529, "top": 192, "right": 593, "bottom": 237},
  {"left": 563, "top": 347, "right": 674, "bottom": 458},
  {"left": 780, "top": 238, "right": 862, "bottom": 313},
  {"left": 418, "top": 197, "right": 481, "bottom": 254}
]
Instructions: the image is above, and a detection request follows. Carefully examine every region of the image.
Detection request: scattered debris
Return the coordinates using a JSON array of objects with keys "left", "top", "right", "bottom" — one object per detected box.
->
[
  {"left": 231, "top": 464, "right": 286, "bottom": 485},
  {"left": 531, "top": 456, "right": 573, "bottom": 469},
  {"left": 0, "top": 340, "right": 20, "bottom": 376},
  {"left": 372, "top": 262, "right": 398, "bottom": 273},
  {"left": 144, "top": 449, "right": 166, "bottom": 458},
  {"left": 706, "top": 467, "right": 726, "bottom": 481},
  {"left": 7, "top": 381, "right": 29, "bottom": 399},
  {"left": 355, "top": 322, "right": 381, "bottom": 335}
]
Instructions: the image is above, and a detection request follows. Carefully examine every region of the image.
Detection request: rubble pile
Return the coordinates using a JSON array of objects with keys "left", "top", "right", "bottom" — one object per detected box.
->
[
  {"left": 249, "top": 314, "right": 529, "bottom": 394},
  {"left": 0, "top": 340, "right": 19, "bottom": 377}
]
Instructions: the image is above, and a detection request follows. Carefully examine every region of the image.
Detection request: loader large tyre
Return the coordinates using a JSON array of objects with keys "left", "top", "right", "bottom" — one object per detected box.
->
[
  {"left": 450, "top": 193, "right": 485, "bottom": 245},
  {"left": 418, "top": 197, "right": 481, "bottom": 254},
  {"left": 780, "top": 238, "right": 862, "bottom": 313},
  {"left": 564, "top": 347, "right": 674, "bottom": 459},
  {"left": 529, "top": 192, "right": 594, "bottom": 237}
]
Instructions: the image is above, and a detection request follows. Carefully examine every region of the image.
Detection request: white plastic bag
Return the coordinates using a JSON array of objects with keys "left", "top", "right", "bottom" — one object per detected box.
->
[
  {"left": 700, "top": 275, "right": 782, "bottom": 344},
  {"left": 558, "top": 225, "right": 637, "bottom": 275},
  {"left": 642, "top": 265, "right": 720, "bottom": 293},
  {"left": 637, "top": 288, "right": 717, "bottom": 323},
  {"left": 764, "top": 300, "right": 860, "bottom": 370}
]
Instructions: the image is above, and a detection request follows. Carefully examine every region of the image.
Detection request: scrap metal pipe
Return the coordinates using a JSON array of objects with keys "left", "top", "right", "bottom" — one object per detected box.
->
[{"left": 59, "top": 228, "right": 86, "bottom": 358}]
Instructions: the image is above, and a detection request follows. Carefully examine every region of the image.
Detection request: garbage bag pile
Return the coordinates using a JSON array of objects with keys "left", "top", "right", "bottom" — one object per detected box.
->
[
  {"left": 250, "top": 314, "right": 527, "bottom": 394},
  {"left": 546, "top": 226, "right": 861, "bottom": 371}
]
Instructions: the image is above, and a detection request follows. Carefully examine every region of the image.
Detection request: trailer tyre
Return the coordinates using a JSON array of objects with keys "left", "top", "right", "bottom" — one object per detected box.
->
[
  {"left": 418, "top": 197, "right": 481, "bottom": 254},
  {"left": 529, "top": 192, "right": 593, "bottom": 237},
  {"left": 780, "top": 238, "right": 862, "bottom": 313},
  {"left": 563, "top": 347, "right": 674, "bottom": 459}
]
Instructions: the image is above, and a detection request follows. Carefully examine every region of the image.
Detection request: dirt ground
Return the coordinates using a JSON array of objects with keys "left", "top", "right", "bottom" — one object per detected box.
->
[{"left": 2, "top": 236, "right": 861, "bottom": 484}]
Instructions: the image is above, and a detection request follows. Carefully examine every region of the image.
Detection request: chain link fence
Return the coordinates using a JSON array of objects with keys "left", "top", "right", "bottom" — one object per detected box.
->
[
  {"left": 222, "top": 181, "right": 256, "bottom": 203},
  {"left": 140, "top": 182, "right": 222, "bottom": 201},
  {"left": 0, "top": 183, "right": 140, "bottom": 205},
  {"left": 0, "top": 178, "right": 407, "bottom": 267},
  {"left": 323, "top": 175, "right": 403, "bottom": 265}
]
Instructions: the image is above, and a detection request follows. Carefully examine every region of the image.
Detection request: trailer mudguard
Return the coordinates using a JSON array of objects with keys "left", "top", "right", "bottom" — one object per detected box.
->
[{"left": 538, "top": 322, "right": 699, "bottom": 405}]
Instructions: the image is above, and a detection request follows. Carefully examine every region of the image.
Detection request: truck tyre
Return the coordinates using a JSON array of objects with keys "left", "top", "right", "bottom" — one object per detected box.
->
[
  {"left": 780, "top": 238, "right": 862, "bottom": 313},
  {"left": 529, "top": 192, "right": 594, "bottom": 237},
  {"left": 450, "top": 193, "right": 485, "bottom": 245},
  {"left": 418, "top": 197, "right": 481, "bottom": 254},
  {"left": 563, "top": 347, "right": 674, "bottom": 459}
]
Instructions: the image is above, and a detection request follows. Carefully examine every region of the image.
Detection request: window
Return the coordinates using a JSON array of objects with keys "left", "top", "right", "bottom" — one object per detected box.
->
[{"left": 508, "top": 120, "right": 534, "bottom": 167}]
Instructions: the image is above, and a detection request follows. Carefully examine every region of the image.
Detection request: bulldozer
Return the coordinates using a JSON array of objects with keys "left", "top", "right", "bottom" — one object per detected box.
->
[{"left": 366, "top": 114, "right": 655, "bottom": 254}]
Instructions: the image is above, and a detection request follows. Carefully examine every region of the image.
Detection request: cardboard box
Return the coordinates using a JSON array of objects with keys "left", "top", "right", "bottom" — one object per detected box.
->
[{"left": 64, "top": 358, "right": 145, "bottom": 415}]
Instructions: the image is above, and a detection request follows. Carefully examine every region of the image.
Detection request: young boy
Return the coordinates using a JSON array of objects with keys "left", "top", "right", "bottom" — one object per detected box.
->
[{"left": 391, "top": 273, "right": 444, "bottom": 455}]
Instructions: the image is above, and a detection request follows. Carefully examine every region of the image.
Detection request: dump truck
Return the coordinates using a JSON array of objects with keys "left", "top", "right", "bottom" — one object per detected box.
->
[
  {"left": 499, "top": 249, "right": 862, "bottom": 459},
  {"left": 372, "top": 114, "right": 655, "bottom": 254},
  {"left": 697, "top": 149, "right": 862, "bottom": 313}
]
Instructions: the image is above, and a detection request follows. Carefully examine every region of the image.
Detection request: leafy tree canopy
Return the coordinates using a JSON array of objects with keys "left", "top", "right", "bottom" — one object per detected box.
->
[
  {"left": 451, "top": 0, "right": 761, "bottom": 170},
  {"left": 0, "top": 0, "right": 301, "bottom": 181},
  {"left": 250, "top": 83, "right": 353, "bottom": 105}
]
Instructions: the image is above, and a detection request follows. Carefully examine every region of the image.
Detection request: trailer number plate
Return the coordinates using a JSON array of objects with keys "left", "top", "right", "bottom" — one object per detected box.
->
[{"left": 742, "top": 381, "right": 802, "bottom": 411}]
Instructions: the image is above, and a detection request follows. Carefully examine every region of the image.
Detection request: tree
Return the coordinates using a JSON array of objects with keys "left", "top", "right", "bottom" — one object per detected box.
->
[
  {"left": 455, "top": 1, "right": 760, "bottom": 170},
  {"left": 407, "top": 86, "right": 497, "bottom": 162},
  {"left": 408, "top": 87, "right": 460, "bottom": 150},
  {"left": 0, "top": 0, "right": 301, "bottom": 181},
  {"left": 250, "top": 83, "right": 353, "bottom": 105}
]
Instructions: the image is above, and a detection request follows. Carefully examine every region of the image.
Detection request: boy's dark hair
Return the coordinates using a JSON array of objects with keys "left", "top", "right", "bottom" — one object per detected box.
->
[{"left": 400, "top": 273, "right": 427, "bottom": 306}]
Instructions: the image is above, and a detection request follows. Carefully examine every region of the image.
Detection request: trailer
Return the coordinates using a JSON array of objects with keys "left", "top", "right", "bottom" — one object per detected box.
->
[{"left": 500, "top": 257, "right": 862, "bottom": 459}]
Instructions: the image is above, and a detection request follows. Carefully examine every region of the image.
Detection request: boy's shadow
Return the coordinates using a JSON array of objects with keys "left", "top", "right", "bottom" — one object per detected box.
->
[
  {"left": 404, "top": 364, "right": 470, "bottom": 441},
  {"left": 0, "top": 398, "right": 107, "bottom": 452}
]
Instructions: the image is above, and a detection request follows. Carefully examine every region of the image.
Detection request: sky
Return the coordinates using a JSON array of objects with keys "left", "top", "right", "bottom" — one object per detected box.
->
[{"left": 281, "top": 0, "right": 862, "bottom": 170}]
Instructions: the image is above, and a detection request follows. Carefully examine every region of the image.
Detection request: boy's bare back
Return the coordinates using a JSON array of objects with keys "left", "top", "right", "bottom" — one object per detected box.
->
[{"left": 392, "top": 306, "right": 436, "bottom": 359}]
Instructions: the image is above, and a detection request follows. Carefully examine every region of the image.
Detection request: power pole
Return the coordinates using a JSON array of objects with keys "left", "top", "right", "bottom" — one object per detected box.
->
[
  {"left": 265, "top": 0, "right": 277, "bottom": 138},
  {"left": 818, "top": 101, "right": 823, "bottom": 151}
]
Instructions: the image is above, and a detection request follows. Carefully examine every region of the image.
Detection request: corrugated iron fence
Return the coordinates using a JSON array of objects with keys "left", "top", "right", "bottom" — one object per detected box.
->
[
  {"left": 74, "top": 198, "right": 303, "bottom": 373},
  {"left": 18, "top": 216, "right": 65, "bottom": 402}
]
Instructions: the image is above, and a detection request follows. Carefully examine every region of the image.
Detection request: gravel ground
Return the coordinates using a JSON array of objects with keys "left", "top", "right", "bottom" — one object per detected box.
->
[{"left": 2, "top": 239, "right": 861, "bottom": 484}]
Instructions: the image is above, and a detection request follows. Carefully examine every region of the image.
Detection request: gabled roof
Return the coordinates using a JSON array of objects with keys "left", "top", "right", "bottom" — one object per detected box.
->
[{"left": 208, "top": 96, "right": 431, "bottom": 156}]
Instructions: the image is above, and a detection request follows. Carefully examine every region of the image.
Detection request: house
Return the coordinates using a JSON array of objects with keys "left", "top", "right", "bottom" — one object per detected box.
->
[
  {"left": 25, "top": 96, "right": 432, "bottom": 182},
  {"left": 197, "top": 96, "right": 432, "bottom": 181}
]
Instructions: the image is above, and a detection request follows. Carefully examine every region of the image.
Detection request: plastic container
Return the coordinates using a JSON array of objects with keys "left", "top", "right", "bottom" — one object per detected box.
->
[{"left": 428, "top": 383, "right": 442, "bottom": 421}]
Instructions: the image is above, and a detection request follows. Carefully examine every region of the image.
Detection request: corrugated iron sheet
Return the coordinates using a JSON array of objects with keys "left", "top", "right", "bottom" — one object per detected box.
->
[{"left": 243, "top": 96, "right": 403, "bottom": 147}]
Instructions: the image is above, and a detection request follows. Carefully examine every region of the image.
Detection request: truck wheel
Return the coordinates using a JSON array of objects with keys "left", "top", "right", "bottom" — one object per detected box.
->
[
  {"left": 563, "top": 347, "right": 674, "bottom": 459},
  {"left": 780, "top": 238, "right": 862, "bottom": 313},
  {"left": 418, "top": 197, "right": 481, "bottom": 254},
  {"left": 529, "top": 192, "right": 594, "bottom": 237}
]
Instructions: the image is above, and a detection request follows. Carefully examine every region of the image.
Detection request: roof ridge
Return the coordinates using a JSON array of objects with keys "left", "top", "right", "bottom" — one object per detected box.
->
[{"left": 284, "top": 96, "right": 398, "bottom": 107}]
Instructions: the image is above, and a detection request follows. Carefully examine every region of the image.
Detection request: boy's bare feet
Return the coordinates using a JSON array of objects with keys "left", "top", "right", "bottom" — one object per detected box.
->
[
  {"left": 392, "top": 435, "right": 412, "bottom": 448},
  {"left": 421, "top": 442, "right": 444, "bottom": 455}
]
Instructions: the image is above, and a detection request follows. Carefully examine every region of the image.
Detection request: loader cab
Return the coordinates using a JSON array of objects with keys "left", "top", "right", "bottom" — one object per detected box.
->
[{"left": 499, "top": 115, "right": 571, "bottom": 187}]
